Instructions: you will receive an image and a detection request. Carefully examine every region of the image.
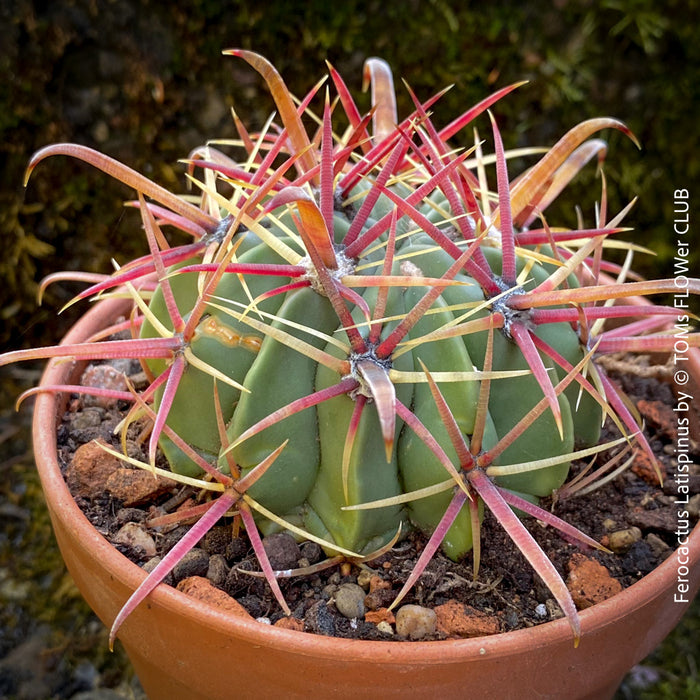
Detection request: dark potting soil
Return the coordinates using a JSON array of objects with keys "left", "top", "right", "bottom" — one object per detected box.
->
[{"left": 55, "top": 359, "right": 700, "bottom": 642}]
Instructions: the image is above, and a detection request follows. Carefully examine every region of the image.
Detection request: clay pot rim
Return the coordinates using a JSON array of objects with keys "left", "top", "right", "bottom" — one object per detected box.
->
[{"left": 32, "top": 294, "right": 700, "bottom": 665}]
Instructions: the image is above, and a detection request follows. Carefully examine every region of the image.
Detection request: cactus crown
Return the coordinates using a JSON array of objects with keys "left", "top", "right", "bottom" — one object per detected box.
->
[{"left": 5, "top": 51, "right": 700, "bottom": 647}]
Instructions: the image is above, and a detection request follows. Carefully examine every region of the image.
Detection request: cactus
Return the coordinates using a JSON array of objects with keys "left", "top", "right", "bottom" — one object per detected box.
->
[{"left": 4, "top": 51, "right": 700, "bottom": 647}]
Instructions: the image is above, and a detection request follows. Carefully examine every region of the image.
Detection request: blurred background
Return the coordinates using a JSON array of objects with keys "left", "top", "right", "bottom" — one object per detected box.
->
[{"left": 1, "top": 1, "right": 698, "bottom": 697}]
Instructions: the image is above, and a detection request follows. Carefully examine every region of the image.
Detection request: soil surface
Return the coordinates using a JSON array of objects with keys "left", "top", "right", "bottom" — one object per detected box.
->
[{"left": 55, "top": 358, "right": 700, "bottom": 643}]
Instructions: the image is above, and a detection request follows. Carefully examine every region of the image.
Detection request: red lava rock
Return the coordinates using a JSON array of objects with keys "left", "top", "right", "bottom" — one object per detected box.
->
[
  {"left": 631, "top": 448, "right": 666, "bottom": 484},
  {"left": 66, "top": 441, "right": 122, "bottom": 498},
  {"left": 368, "top": 575, "right": 391, "bottom": 593},
  {"left": 364, "top": 608, "right": 395, "bottom": 626},
  {"left": 434, "top": 600, "right": 501, "bottom": 638},
  {"left": 80, "top": 364, "right": 129, "bottom": 407},
  {"left": 176, "top": 576, "right": 251, "bottom": 618},
  {"left": 105, "top": 467, "right": 177, "bottom": 507},
  {"left": 274, "top": 616, "right": 305, "bottom": 632},
  {"left": 637, "top": 399, "right": 677, "bottom": 441},
  {"left": 566, "top": 553, "right": 622, "bottom": 610},
  {"left": 66, "top": 440, "right": 177, "bottom": 505}
]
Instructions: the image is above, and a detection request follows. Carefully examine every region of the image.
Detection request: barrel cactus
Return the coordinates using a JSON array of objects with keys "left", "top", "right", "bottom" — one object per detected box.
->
[{"left": 5, "top": 51, "right": 699, "bottom": 646}]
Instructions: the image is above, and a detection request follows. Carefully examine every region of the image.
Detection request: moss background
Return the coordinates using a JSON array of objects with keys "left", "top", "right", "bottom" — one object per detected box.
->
[{"left": 0, "top": 0, "right": 698, "bottom": 697}]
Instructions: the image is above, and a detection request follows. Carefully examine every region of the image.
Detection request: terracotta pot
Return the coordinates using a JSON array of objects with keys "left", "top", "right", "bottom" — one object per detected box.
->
[{"left": 33, "top": 296, "right": 700, "bottom": 700}]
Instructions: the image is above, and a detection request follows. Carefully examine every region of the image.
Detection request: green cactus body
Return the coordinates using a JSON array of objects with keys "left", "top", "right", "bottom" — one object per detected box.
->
[
  {"left": 482, "top": 331, "right": 574, "bottom": 496},
  {"left": 397, "top": 239, "right": 584, "bottom": 498},
  {"left": 535, "top": 321, "right": 602, "bottom": 448},
  {"left": 479, "top": 245, "right": 603, "bottom": 451},
  {"left": 141, "top": 237, "right": 293, "bottom": 475},
  {"left": 306, "top": 281, "right": 412, "bottom": 554},
  {"left": 397, "top": 287, "right": 490, "bottom": 560},
  {"left": 225, "top": 285, "right": 339, "bottom": 517},
  {"left": 308, "top": 368, "right": 408, "bottom": 554},
  {"left": 348, "top": 181, "right": 418, "bottom": 244},
  {"left": 142, "top": 183, "right": 604, "bottom": 556},
  {"left": 405, "top": 203, "right": 602, "bottom": 451}
]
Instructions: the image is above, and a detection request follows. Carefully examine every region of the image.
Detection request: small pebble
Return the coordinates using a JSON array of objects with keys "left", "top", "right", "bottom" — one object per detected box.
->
[
  {"left": 368, "top": 575, "right": 391, "bottom": 593},
  {"left": 628, "top": 508, "right": 677, "bottom": 533},
  {"left": 356, "top": 569, "right": 373, "bottom": 590},
  {"left": 116, "top": 507, "right": 147, "bottom": 524},
  {"left": 376, "top": 621, "right": 394, "bottom": 635},
  {"left": 113, "top": 522, "right": 156, "bottom": 558},
  {"left": 645, "top": 533, "right": 671, "bottom": 559},
  {"left": 66, "top": 441, "right": 121, "bottom": 498},
  {"left": 70, "top": 407, "right": 103, "bottom": 430},
  {"left": 545, "top": 598, "right": 564, "bottom": 620},
  {"left": 566, "top": 553, "right": 622, "bottom": 609},
  {"left": 364, "top": 586, "right": 395, "bottom": 611},
  {"left": 274, "top": 616, "right": 304, "bottom": 632},
  {"left": 602, "top": 518, "right": 617, "bottom": 531},
  {"left": 176, "top": 576, "right": 250, "bottom": 618},
  {"left": 334, "top": 583, "right": 366, "bottom": 619},
  {"left": 365, "top": 607, "right": 395, "bottom": 626},
  {"left": 105, "top": 468, "right": 177, "bottom": 507},
  {"left": 503, "top": 609, "right": 519, "bottom": 630},
  {"left": 80, "top": 364, "right": 128, "bottom": 407},
  {"left": 608, "top": 527, "right": 642, "bottom": 553},
  {"left": 434, "top": 601, "right": 501, "bottom": 638},
  {"left": 321, "top": 583, "right": 338, "bottom": 600},
  {"left": 534, "top": 603, "right": 547, "bottom": 618},
  {"left": 304, "top": 600, "right": 337, "bottom": 636},
  {"left": 395, "top": 604, "right": 437, "bottom": 640}
]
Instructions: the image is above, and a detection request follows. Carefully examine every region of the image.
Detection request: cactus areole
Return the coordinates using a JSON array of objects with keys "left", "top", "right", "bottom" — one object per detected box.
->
[{"left": 7, "top": 51, "right": 700, "bottom": 645}]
